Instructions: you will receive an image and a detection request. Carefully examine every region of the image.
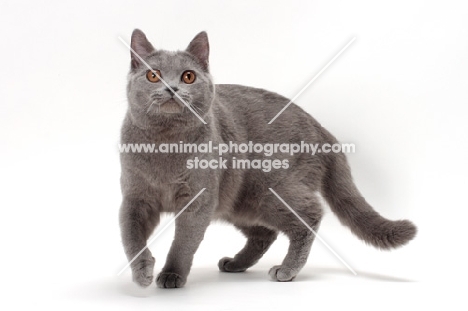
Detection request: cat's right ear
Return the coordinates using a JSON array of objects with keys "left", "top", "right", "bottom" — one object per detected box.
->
[{"left": 130, "top": 29, "right": 155, "bottom": 70}]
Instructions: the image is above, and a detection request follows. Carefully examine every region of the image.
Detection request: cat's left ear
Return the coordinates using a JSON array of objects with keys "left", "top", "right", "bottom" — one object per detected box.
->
[{"left": 186, "top": 31, "right": 210, "bottom": 71}]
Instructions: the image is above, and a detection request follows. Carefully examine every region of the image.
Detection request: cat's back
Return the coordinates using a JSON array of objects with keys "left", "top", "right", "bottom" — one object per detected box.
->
[
  {"left": 215, "top": 84, "right": 288, "bottom": 112},
  {"left": 214, "top": 84, "right": 327, "bottom": 143}
]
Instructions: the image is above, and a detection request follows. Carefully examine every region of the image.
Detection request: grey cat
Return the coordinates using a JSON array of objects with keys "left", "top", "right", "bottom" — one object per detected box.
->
[{"left": 119, "top": 29, "right": 417, "bottom": 288}]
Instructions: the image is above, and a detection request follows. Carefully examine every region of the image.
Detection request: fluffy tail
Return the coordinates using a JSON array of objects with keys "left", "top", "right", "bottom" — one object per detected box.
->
[{"left": 322, "top": 153, "right": 417, "bottom": 249}]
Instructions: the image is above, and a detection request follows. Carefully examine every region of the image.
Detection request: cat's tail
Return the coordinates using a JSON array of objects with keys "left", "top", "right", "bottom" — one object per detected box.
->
[{"left": 321, "top": 153, "right": 417, "bottom": 250}]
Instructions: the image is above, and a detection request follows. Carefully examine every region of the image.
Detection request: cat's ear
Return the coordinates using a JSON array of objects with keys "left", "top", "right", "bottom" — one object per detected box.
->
[
  {"left": 186, "top": 31, "right": 210, "bottom": 71},
  {"left": 130, "top": 29, "right": 155, "bottom": 70}
]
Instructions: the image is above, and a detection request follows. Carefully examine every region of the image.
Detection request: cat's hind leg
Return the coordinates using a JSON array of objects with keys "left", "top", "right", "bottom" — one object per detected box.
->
[
  {"left": 264, "top": 187, "right": 323, "bottom": 282},
  {"left": 268, "top": 229, "right": 317, "bottom": 281},
  {"left": 218, "top": 226, "right": 278, "bottom": 272}
]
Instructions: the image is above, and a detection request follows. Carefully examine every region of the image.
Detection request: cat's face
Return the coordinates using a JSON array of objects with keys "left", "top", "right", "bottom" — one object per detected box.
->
[{"left": 126, "top": 30, "right": 214, "bottom": 129}]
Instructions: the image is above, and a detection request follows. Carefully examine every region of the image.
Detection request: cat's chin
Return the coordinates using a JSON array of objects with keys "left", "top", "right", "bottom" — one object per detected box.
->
[{"left": 159, "top": 99, "right": 184, "bottom": 114}]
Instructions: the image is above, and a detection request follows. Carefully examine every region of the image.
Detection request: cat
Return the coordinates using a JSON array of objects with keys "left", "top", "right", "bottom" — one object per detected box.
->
[{"left": 119, "top": 29, "right": 417, "bottom": 288}]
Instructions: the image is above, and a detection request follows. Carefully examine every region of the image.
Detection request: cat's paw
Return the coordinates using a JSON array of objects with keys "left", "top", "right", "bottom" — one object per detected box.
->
[
  {"left": 131, "top": 257, "right": 155, "bottom": 287},
  {"left": 218, "top": 257, "right": 247, "bottom": 272},
  {"left": 156, "top": 272, "right": 186, "bottom": 288},
  {"left": 268, "top": 265, "right": 296, "bottom": 282}
]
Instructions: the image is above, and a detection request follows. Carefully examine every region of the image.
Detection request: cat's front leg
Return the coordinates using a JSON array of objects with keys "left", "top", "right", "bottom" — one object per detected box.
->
[
  {"left": 119, "top": 197, "right": 160, "bottom": 287},
  {"left": 157, "top": 198, "right": 214, "bottom": 288}
]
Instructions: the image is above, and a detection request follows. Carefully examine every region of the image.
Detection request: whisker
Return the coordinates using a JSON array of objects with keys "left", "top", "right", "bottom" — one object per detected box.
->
[
  {"left": 191, "top": 103, "right": 204, "bottom": 115},
  {"left": 146, "top": 98, "right": 157, "bottom": 115},
  {"left": 188, "top": 103, "right": 200, "bottom": 114}
]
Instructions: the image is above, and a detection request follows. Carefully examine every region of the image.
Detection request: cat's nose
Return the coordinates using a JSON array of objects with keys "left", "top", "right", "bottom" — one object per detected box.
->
[{"left": 164, "top": 86, "right": 179, "bottom": 95}]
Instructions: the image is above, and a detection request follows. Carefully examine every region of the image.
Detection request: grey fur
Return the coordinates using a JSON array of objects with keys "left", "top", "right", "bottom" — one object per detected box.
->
[{"left": 119, "top": 29, "right": 417, "bottom": 288}]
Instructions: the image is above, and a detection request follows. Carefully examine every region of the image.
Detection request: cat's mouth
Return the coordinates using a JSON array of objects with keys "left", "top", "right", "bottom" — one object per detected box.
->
[{"left": 159, "top": 99, "right": 184, "bottom": 114}]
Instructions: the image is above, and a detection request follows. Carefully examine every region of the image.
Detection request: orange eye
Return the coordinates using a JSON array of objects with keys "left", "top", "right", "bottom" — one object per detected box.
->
[
  {"left": 146, "top": 70, "right": 161, "bottom": 83},
  {"left": 182, "top": 70, "right": 196, "bottom": 84}
]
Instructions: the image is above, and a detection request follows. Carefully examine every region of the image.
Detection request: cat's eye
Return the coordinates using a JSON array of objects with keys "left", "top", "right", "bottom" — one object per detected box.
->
[
  {"left": 182, "top": 70, "right": 196, "bottom": 84},
  {"left": 146, "top": 70, "right": 161, "bottom": 83}
]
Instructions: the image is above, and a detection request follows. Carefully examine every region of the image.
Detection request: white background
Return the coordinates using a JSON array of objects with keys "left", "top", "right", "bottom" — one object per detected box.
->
[{"left": 1, "top": 0, "right": 467, "bottom": 310}]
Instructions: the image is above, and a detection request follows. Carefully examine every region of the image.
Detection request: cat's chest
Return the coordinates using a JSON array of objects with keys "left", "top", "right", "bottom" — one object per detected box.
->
[
  {"left": 124, "top": 152, "right": 193, "bottom": 210},
  {"left": 134, "top": 152, "right": 191, "bottom": 182}
]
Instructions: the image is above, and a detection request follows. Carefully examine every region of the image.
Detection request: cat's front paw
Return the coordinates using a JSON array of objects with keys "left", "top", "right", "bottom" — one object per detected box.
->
[
  {"left": 218, "top": 257, "right": 247, "bottom": 272},
  {"left": 131, "top": 257, "right": 155, "bottom": 287},
  {"left": 268, "top": 265, "right": 296, "bottom": 282},
  {"left": 156, "top": 272, "right": 186, "bottom": 288}
]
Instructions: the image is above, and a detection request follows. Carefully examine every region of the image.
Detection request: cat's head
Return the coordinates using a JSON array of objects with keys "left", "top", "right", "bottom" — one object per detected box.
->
[{"left": 126, "top": 29, "right": 214, "bottom": 129}]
